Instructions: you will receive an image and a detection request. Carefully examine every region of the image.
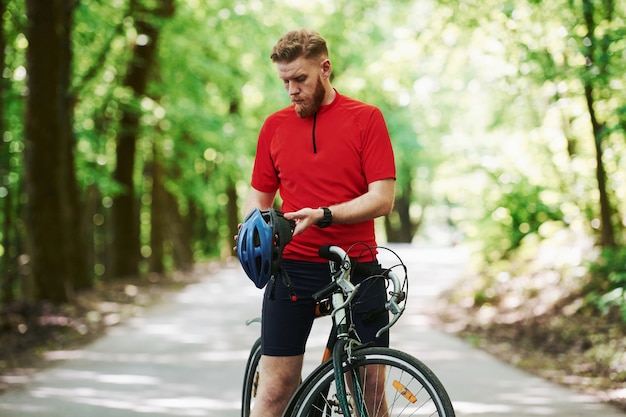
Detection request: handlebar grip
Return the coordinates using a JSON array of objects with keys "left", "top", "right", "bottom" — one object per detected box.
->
[{"left": 318, "top": 245, "right": 344, "bottom": 264}]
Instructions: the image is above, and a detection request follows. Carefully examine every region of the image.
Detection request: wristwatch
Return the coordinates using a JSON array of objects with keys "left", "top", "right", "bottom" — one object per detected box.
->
[{"left": 316, "top": 207, "right": 333, "bottom": 228}]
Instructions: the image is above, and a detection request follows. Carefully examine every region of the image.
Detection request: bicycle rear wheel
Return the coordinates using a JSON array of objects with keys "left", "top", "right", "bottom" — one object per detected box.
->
[
  {"left": 242, "top": 337, "right": 262, "bottom": 417},
  {"left": 285, "top": 346, "right": 455, "bottom": 417}
]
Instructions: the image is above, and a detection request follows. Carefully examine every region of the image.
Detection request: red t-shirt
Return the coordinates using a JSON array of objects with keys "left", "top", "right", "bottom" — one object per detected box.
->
[{"left": 251, "top": 91, "right": 396, "bottom": 262}]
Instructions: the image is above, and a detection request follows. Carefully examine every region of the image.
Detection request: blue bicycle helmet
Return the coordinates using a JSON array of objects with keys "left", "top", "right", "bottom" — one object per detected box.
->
[{"left": 237, "top": 208, "right": 295, "bottom": 288}]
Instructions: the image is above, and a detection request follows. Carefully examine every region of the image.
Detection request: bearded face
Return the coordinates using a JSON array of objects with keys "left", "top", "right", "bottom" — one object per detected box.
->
[
  {"left": 294, "top": 76, "right": 326, "bottom": 119},
  {"left": 276, "top": 56, "right": 330, "bottom": 119}
]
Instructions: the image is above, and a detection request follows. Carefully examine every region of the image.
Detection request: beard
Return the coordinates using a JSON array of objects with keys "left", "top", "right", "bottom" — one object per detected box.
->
[{"left": 295, "top": 77, "right": 326, "bottom": 119}]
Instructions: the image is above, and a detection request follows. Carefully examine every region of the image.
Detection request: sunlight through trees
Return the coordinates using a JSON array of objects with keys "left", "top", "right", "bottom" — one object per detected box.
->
[{"left": 0, "top": 0, "right": 623, "bottom": 320}]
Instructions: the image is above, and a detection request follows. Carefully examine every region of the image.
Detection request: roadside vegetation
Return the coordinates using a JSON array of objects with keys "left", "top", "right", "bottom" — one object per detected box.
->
[
  {"left": 436, "top": 230, "right": 626, "bottom": 410},
  {"left": 1, "top": 0, "right": 625, "bottom": 407}
]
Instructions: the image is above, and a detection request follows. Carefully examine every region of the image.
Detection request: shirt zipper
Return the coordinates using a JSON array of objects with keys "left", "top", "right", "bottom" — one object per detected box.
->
[{"left": 312, "top": 112, "right": 318, "bottom": 154}]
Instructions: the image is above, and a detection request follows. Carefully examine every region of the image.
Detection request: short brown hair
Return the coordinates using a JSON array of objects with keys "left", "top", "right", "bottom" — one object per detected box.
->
[{"left": 270, "top": 28, "right": 328, "bottom": 63}]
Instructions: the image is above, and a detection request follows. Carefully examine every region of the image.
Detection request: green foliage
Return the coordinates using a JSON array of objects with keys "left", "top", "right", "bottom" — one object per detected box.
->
[
  {"left": 1, "top": 0, "right": 625, "bottom": 309},
  {"left": 586, "top": 247, "right": 626, "bottom": 322},
  {"left": 429, "top": 0, "right": 625, "bottom": 329},
  {"left": 481, "top": 173, "right": 564, "bottom": 262}
]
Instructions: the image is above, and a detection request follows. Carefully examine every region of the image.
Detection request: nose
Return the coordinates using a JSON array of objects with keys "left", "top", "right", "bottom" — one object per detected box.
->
[{"left": 288, "top": 81, "right": 299, "bottom": 96}]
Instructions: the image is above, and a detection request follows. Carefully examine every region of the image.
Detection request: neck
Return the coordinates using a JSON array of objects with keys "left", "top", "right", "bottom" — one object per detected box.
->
[{"left": 324, "top": 88, "right": 336, "bottom": 107}]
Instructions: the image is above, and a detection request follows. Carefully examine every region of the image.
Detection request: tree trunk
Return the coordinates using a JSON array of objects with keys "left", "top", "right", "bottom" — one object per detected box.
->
[
  {"left": 226, "top": 98, "right": 241, "bottom": 256},
  {"left": 165, "top": 191, "right": 193, "bottom": 272},
  {"left": 149, "top": 142, "right": 165, "bottom": 274},
  {"left": 385, "top": 170, "right": 419, "bottom": 243},
  {"left": 226, "top": 179, "right": 239, "bottom": 256},
  {"left": 24, "top": 0, "right": 88, "bottom": 302},
  {"left": 110, "top": 0, "right": 174, "bottom": 279},
  {"left": 0, "top": 0, "right": 13, "bottom": 303},
  {"left": 581, "top": 0, "right": 616, "bottom": 248}
]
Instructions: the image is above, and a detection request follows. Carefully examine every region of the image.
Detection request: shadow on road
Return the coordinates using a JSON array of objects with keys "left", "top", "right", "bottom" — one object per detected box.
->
[{"left": 0, "top": 244, "right": 624, "bottom": 417}]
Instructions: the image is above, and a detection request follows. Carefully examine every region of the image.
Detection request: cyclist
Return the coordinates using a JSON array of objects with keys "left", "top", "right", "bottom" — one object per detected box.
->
[{"left": 241, "top": 28, "right": 396, "bottom": 417}]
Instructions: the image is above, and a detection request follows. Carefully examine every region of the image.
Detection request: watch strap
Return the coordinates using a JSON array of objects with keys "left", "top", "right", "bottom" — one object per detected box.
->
[{"left": 316, "top": 207, "right": 333, "bottom": 228}]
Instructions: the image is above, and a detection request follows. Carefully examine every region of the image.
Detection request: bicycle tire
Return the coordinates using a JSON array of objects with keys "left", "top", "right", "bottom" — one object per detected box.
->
[
  {"left": 242, "top": 337, "right": 262, "bottom": 417},
  {"left": 283, "top": 346, "right": 455, "bottom": 417}
]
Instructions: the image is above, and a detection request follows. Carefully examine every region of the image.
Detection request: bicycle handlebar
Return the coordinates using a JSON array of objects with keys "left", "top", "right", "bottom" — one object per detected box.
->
[
  {"left": 377, "top": 268, "right": 405, "bottom": 337},
  {"left": 316, "top": 245, "right": 406, "bottom": 338},
  {"left": 318, "top": 244, "right": 344, "bottom": 264}
]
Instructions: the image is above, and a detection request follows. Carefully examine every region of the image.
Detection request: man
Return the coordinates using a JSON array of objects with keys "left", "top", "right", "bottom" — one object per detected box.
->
[{"left": 242, "top": 28, "right": 396, "bottom": 416}]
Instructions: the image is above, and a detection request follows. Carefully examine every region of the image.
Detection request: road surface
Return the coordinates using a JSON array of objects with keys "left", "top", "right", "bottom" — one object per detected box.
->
[{"left": 0, "top": 244, "right": 623, "bottom": 416}]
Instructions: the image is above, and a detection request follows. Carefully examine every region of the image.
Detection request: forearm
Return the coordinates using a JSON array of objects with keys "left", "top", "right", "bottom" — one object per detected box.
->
[
  {"left": 242, "top": 187, "right": 276, "bottom": 217},
  {"left": 330, "top": 188, "right": 394, "bottom": 225},
  {"left": 328, "top": 178, "right": 395, "bottom": 224},
  {"left": 284, "top": 178, "right": 395, "bottom": 235}
]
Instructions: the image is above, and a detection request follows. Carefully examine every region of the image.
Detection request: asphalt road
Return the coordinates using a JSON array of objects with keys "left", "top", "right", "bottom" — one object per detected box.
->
[{"left": 0, "top": 243, "right": 624, "bottom": 417}]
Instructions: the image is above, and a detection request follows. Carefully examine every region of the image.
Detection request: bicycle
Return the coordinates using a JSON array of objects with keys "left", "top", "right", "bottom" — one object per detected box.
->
[{"left": 242, "top": 244, "right": 456, "bottom": 417}]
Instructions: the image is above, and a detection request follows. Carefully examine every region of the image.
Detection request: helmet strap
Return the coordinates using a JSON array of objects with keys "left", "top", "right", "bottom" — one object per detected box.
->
[
  {"left": 267, "top": 276, "right": 277, "bottom": 300},
  {"left": 265, "top": 270, "right": 298, "bottom": 302},
  {"left": 280, "top": 269, "right": 298, "bottom": 302}
]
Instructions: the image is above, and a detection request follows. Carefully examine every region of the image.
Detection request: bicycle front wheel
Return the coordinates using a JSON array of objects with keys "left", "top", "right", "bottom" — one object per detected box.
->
[
  {"left": 286, "top": 346, "right": 455, "bottom": 417},
  {"left": 242, "top": 337, "right": 262, "bottom": 417}
]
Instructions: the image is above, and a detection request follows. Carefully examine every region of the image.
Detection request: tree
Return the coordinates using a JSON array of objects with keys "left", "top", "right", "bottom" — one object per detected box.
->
[
  {"left": 110, "top": 0, "right": 174, "bottom": 279},
  {"left": 434, "top": 0, "right": 624, "bottom": 250},
  {"left": 148, "top": 140, "right": 166, "bottom": 274},
  {"left": 23, "top": 0, "right": 88, "bottom": 302},
  {"left": 0, "top": 0, "right": 13, "bottom": 302},
  {"left": 580, "top": 0, "right": 618, "bottom": 248}
]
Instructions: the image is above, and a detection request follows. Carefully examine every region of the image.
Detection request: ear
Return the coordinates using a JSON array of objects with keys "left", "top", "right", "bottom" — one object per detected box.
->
[{"left": 320, "top": 59, "right": 331, "bottom": 79}]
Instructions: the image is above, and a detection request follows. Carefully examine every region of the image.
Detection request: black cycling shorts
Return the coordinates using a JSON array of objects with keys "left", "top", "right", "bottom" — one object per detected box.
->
[{"left": 261, "top": 258, "right": 390, "bottom": 357}]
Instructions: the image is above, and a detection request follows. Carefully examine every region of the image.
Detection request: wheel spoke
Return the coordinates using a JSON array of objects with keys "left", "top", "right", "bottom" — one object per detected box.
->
[{"left": 287, "top": 347, "right": 455, "bottom": 417}]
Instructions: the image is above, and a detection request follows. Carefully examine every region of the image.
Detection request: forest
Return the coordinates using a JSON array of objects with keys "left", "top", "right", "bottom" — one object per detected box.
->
[{"left": 0, "top": 0, "right": 625, "bottom": 395}]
